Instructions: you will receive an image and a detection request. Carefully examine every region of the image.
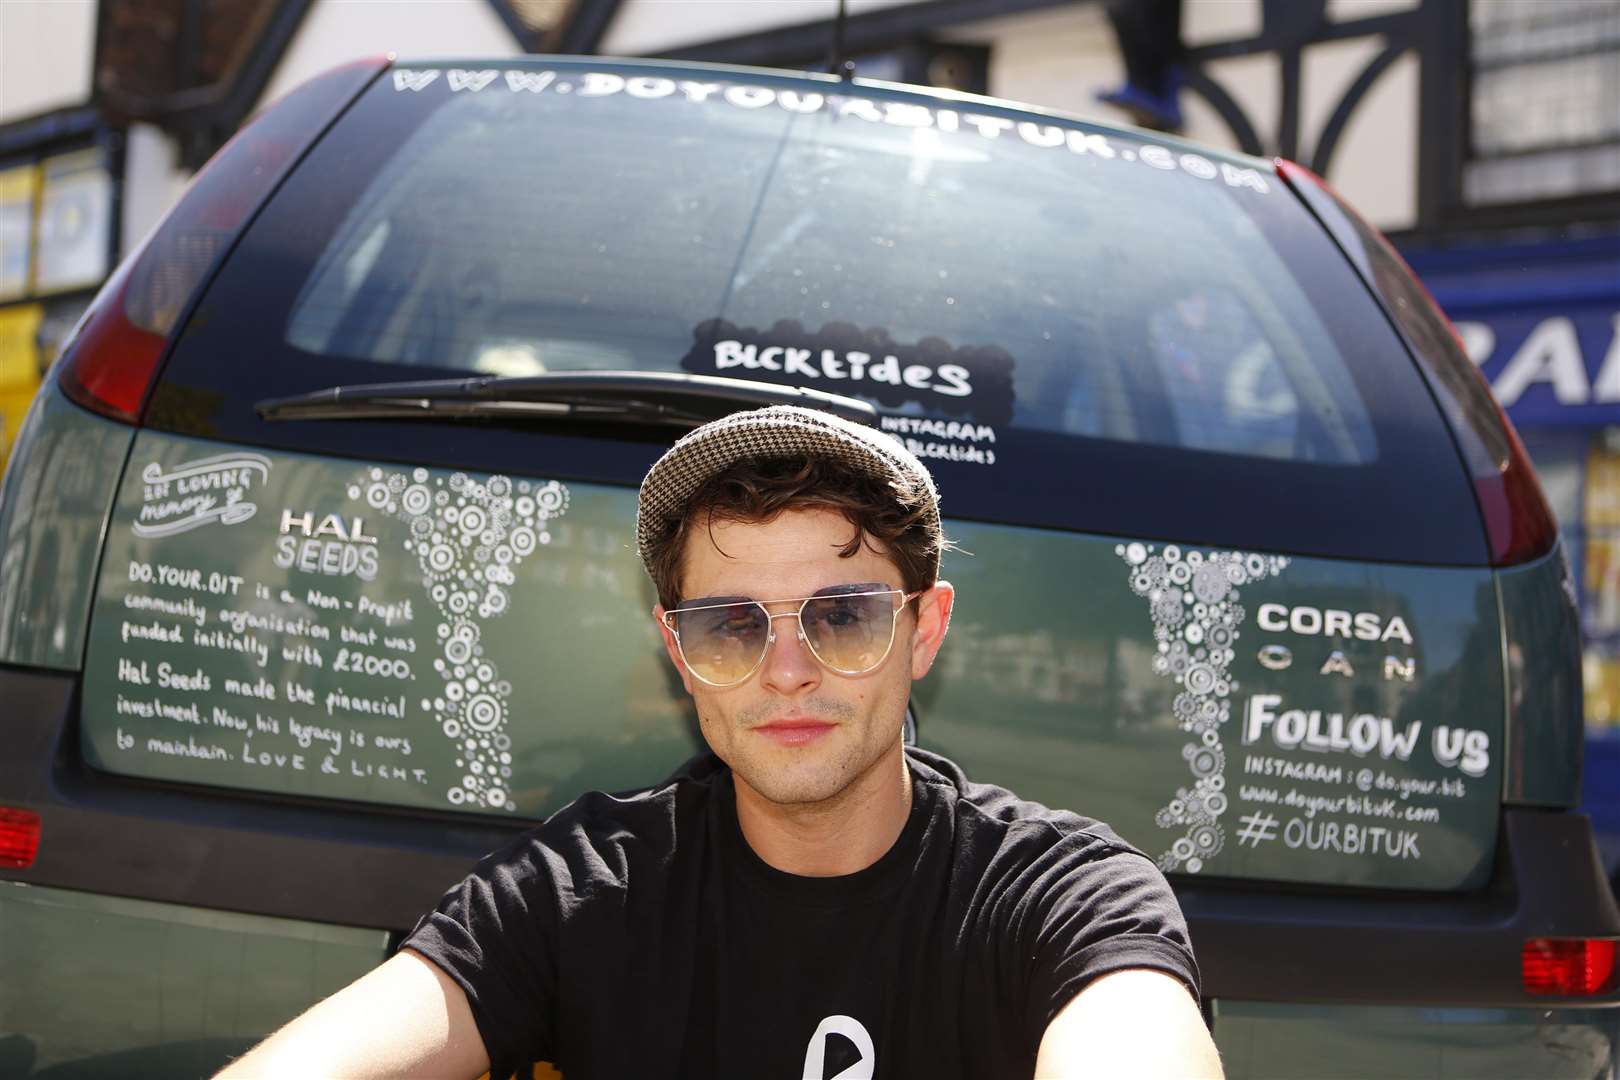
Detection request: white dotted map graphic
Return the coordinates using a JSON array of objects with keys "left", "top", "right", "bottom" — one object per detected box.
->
[
  {"left": 1117, "top": 542, "right": 1289, "bottom": 873},
  {"left": 350, "top": 467, "right": 569, "bottom": 811}
]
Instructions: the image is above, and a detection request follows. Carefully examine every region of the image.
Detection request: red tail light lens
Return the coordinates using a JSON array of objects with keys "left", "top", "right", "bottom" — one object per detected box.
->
[
  {"left": 0, "top": 807, "right": 40, "bottom": 869},
  {"left": 56, "top": 57, "right": 386, "bottom": 424},
  {"left": 58, "top": 257, "right": 169, "bottom": 423},
  {"left": 1275, "top": 159, "right": 1558, "bottom": 567},
  {"left": 1523, "top": 938, "right": 1618, "bottom": 995}
]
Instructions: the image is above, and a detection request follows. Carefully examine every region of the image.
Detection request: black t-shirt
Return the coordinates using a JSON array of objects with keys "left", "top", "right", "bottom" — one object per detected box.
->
[{"left": 404, "top": 747, "right": 1199, "bottom": 1080}]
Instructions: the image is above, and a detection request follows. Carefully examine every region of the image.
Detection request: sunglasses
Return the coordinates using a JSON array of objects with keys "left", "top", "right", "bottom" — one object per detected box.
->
[{"left": 662, "top": 583, "right": 924, "bottom": 688}]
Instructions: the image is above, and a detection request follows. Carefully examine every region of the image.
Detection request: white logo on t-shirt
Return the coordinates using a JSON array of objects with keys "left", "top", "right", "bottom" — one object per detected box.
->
[{"left": 801, "top": 1014, "right": 875, "bottom": 1080}]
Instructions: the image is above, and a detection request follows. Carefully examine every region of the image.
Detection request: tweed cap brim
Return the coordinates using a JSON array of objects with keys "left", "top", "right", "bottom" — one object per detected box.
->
[{"left": 635, "top": 405, "right": 940, "bottom": 576}]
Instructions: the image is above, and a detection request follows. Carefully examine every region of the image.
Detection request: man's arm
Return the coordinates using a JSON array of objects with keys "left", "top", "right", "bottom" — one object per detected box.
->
[
  {"left": 1033, "top": 968, "right": 1223, "bottom": 1079},
  {"left": 214, "top": 948, "right": 490, "bottom": 1080}
]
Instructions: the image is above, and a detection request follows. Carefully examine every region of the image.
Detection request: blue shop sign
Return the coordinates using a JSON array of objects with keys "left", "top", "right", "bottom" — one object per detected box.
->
[{"left": 1402, "top": 234, "right": 1620, "bottom": 429}]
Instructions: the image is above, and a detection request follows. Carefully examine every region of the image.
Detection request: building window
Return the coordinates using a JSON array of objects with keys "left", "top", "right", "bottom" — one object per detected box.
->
[{"left": 1466, "top": 0, "right": 1620, "bottom": 205}]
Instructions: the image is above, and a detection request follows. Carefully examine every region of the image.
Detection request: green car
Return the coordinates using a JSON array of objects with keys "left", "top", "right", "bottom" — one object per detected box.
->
[{"left": 0, "top": 56, "right": 1612, "bottom": 1078}]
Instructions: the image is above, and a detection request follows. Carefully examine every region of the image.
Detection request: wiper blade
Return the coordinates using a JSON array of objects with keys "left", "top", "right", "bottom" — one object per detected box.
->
[{"left": 255, "top": 371, "right": 877, "bottom": 429}]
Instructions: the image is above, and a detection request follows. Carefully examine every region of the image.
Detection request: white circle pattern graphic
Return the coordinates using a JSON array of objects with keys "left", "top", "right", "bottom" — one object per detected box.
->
[
  {"left": 1117, "top": 542, "right": 1289, "bottom": 874},
  {"left": 351, "top": 467, "right": 570, "bottom": 810}
]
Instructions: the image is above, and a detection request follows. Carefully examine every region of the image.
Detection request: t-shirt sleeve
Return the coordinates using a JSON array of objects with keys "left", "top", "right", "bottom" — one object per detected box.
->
[
  {"left": 1020, "top": 828, "right": 1202, "bottom": 1039},
  {"left": 400, "top": 833, "right": 559, "bottom": 1080}
]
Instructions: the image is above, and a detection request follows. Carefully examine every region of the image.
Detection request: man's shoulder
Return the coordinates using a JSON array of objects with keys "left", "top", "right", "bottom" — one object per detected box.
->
[
  {"left": 486, "top": 751, "right": 728, "bottom": 888},
  {"left": 906, "top": 746, "right": 1150, "bottom": 865},
  {"left": 538, "top": 749, "right": 727, "bottom": 836}
]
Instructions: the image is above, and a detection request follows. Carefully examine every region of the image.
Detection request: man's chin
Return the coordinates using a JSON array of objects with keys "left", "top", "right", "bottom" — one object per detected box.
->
[{"left": 733, "top": 759, "right": 852, "bottom": 808}]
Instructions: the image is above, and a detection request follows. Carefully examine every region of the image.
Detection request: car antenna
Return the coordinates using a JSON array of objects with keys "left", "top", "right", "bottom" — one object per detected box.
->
[{"left": 829, "top": 0, "right": 855, "bottom": 81}]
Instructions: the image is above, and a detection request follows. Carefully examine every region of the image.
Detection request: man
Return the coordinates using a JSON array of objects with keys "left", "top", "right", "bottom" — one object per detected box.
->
[{"left": 219, "top": 405, "right": 1221, "bottom": 1079}]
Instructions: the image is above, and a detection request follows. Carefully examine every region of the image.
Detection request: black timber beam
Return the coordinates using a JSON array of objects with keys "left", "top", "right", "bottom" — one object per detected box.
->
[{"left": 655, "top": 0, "right": 1093, "bottom": 66}]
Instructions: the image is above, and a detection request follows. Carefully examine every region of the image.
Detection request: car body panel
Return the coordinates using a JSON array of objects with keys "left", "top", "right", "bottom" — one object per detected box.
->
[
  {"left": 930, "top": 518, "right": 1502, "bottom": 890},
  {"left": 0, "top": 53, "right": 1603, "bottom": 1079},
  {"left": 82, "top": 430, "right": 699, "bottom": 819},
  {"left": 0, "top": 881, "right": 386, "bottom": 1078},
  {"left": 84, "top": 431, "right": 1502, "bottom": 890},
  {"left": 1210, "top": 999, "right": 1619, "bottom": 1080},
  {"left": 1498, "top": 546, "right": 1584, "bottom": 807},
  {"left": 0, "top": 382, "right": 135, "bottom": 670}
]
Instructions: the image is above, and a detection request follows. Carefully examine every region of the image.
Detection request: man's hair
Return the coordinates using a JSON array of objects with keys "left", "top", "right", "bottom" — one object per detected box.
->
[{"left": 648, "top": 455, "right": 948, "bottom": 608}]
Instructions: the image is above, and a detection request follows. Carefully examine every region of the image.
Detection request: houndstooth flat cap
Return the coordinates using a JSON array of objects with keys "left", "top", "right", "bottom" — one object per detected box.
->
[{"left": 635, "top": 405, "right": 940, "bottom": 574}]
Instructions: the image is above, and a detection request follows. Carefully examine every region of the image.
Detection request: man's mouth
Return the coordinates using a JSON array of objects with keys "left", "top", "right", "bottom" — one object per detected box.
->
[{"left": 754, "top": 719, "right": 837, "bottom": 747}]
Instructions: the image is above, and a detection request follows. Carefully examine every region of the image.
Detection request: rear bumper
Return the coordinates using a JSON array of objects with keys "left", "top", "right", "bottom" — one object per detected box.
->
[
  {"left": 0, "top": 664, "right": 522, "bottom": 932},
  {"left": 4, "top": 663, "right": 1619, "bottom": 1010},
  {"left": 1179, "top": 800, "right": 1620, "bottom": 1006}
]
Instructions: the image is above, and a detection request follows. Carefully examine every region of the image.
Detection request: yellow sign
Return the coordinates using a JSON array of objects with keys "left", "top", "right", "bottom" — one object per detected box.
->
[
  {"left": 0, "top": 165, "right": 37, "bottom": 301},
  {"left": 0, "top": 302, "right": 44, "bottom": 474}
]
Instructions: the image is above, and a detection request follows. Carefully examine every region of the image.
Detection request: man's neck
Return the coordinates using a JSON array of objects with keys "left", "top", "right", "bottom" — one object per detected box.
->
[{"left": 732, "top": 743, "right": 913, "bottom": 878}]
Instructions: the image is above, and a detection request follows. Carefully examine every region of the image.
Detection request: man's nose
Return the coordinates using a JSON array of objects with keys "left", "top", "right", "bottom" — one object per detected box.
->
[{"left": 759, "top": 610, "right": 821, "bottom": 695}]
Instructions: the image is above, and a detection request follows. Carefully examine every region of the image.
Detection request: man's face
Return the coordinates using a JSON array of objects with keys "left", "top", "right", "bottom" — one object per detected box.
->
[{"left": 653, "top": 507, "right": 952, "bottom": 809}]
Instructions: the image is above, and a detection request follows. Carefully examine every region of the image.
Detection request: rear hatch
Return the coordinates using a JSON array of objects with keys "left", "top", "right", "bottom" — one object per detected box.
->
[{"left": 82, "top": 60, "right": 1505, "bottom": 891}]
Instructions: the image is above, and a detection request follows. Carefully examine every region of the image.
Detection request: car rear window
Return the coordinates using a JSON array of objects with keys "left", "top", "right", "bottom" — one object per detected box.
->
[{"left": 154, "top": 63, "right": 1487, "bottom": 564}]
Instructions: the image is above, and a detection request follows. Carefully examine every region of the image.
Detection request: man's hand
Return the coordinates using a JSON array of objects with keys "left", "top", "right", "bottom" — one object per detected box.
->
[
  {"left": 214, "top": 948, "right": 490, "bottom": 1079},
  {"left": 1033, "top": 968, "right": 1223, "bottom": 1079}
]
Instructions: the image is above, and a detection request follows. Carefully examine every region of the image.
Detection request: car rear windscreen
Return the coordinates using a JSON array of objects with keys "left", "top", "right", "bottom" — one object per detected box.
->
[{"left": 155, "top": 63, "right": 1487, "bottom": 565}]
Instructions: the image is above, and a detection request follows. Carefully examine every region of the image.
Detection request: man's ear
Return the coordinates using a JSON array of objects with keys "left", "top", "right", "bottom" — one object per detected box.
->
[
  {"left": 652, "top": 604, "right": 695, "bottom": 696},
  {"left": 910, "top": 581, "right": 955, "bottom": 680}
]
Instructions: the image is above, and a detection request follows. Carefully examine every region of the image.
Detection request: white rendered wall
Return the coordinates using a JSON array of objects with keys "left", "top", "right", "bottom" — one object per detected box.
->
[
  {"left": 0, "top": 0, "right": 96, "bottom": 123},
  {"left": 602, "top": 0, "right": 922, "bottom": 58},
  {"left": 255, "top": 0, "right": 524, "bottom": 112},
  {"left": 941, "top": 0, "right": 1419, "bottom": 230},
  {"left": 120, "top": 123, "right": 191, "bottom": 258}
]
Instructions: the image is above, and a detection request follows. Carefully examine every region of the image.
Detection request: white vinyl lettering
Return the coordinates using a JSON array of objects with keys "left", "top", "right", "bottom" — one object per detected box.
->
[
  {"left": 1139, "top": 145, "right": 1177, "bottom": 170},
  {"left": 724, "top": 84, "right": 776, "bottom": 108},
  {"left": 1258, "top": 603, "right": 1288, "bottom": 631},
  {"left": 1016, "top": 122, "right": 1066, "bottom": 148},
  {"left": 1289, "top": 607, "right": 1323, "bottom": 635},
  {"left": 624, "top": 76, "right": 676, "bottom": 99},
  {"left": 714, "top": 341, "right": 754, "bottom": 370},
  {"left": 1220, "top": 162, "right": 1271, "bottom": 193},
  {"left": 578, "top": 72, "right": 625, "bottom": 96},
  {"left": 779, "top": 90, "right": 826, "bottom": 113},
  {"left": 783, "top": 348, "right": 819, "bottom": 378},
  {"left": 933, "top": 364, "right": 972, "bottom": 397},
  {"left": 446, "top": 69, "right": 498, "bottom": 93},
  {"left": 677, "top": 81, "right": 722, "bottom": 102},
  {"left": 838, "top": 98, "right": 884, "bottom": 122},
  {"left": 504, "top": 70, "right": 555, "bottom": 94},
  {"left": 1179, "top": 153, "right": 1218, "bottom": 179},
  {"left": 963, "top": 114, "right": 1013, "bottom": 138},
  {"left": 1067, "top": 130, "right": 1117, "bottom": 158},
  {"left": 883, "top": 102, "right": 934, "bottom": 127}
]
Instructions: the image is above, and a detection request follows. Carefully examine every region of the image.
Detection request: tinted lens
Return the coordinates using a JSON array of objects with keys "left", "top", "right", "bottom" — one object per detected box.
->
[
  {"left": 801, "top": 591, "right": 900, "bottom": 674},
  {"left": 673, "top": 601, "right": 769, "bottom": 685}
]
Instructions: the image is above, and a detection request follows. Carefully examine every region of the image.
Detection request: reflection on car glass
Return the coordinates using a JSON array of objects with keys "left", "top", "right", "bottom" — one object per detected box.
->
[{"left": 1147, "top": 288, "right": 1300, "bottom": 459}]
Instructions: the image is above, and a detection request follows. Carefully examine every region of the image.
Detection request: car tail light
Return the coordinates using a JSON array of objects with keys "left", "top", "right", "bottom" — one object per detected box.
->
[
  {"left": 0, "top": 807, "right": 40, "bottom": 869},
  {"left": 57, "top": 57, "right": 387, "bottom": 424},
  {"left": 1276, "top": 159, "right": 1558, "bottom": 567},
  {"left": 1523, "top": 938, "right": 1619, "bottom": 996}
]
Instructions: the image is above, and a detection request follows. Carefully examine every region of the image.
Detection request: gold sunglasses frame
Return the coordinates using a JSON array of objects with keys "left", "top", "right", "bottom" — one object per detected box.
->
[{"left": 661, "top": 586, "right": 925, "bottom": 688}]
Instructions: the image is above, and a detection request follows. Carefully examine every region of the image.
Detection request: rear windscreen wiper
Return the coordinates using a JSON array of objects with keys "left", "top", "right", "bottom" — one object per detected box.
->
[{"left": 255, "top": 371, "right": 877, "bottom": 429}]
